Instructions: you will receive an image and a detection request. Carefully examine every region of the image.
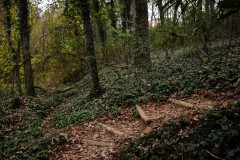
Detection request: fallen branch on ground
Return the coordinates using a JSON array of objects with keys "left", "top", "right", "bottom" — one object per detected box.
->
[
  {"left": 98, "top": 123, "right": 125, "bottom": 136},
  {"left": 136, "top": 105, "right": 152, "bottom": 124},
  {"left": 168, "top": 98, "right": 194, "bottom": 108},
  {"left": 141, "top": 127, "right": 153, "bottom": 136}
]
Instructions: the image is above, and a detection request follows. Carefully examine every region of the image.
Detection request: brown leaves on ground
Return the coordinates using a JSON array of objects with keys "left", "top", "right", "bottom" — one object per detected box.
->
[{"left": 50, "top": 93, "right": 239, "bottom": 160}]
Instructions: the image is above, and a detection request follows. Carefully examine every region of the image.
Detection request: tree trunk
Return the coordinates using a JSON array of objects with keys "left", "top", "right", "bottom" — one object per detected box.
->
[
  {"left": 134, "top": 0, "right": 151, "bottom": 69},
  {"left": 209, "top": 0, "right": 215, "bottom": 19},
  {"left": 156, "top": 0, "right": 165, "bottom": 26},
  {"left": 3, "top": 0, "right": 22, "bottom": 96},
  {"left": 110, "top": 0, "right": 117, "bottom": 36},
  {"left": 205, "top": 0, "right": 209, "bottom": 14},
  {"left": 19, "top": 0, "right": 35, "bottom": 96},
  {"left": 80, "top": 0, "right": 101, "bottom": 95},
  {"left": 173, "top": 4, "right": 178, "bottom": 25},
  {"left": 181, "top": 1, "right": 187, "bottom": 32},
  {"left": 150, "top": 1, "right": 154, "bottom": 27},
  {"left": 93, "top": 0, "right": 106, "bottom": 44},
  {"left": 122, "top": 0, "right": 131, "bottom": 31},
  {"left": 197, "top": 0, "right": 202, "bottom": 11}
]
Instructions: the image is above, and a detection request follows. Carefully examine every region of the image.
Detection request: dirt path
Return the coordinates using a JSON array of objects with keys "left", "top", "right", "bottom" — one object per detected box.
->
[{"left": 49, "top": 93, "right": 239, "bottom": 160}]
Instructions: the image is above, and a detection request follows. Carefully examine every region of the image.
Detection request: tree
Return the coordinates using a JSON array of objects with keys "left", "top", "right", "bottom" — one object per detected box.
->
[
  {"left": 122, "top": 0, "right": 131, "bottom": 31},
  {"left": 93, "top": 0, "right": 107, "bottom": 44},
  {"left": 110, "top": 0, "right": 117, "bottom": 36},
  {"left": 156, "top": 0, "right": 164, "bottom": 26},
  {"left": 134, "top": 0, "right": 151, "bottom": 69},
  {"left": 3, "top": 0, "right": 22, "bottom": 96},
  {"left": 80, "top": 0, "right": 101, "bottom": 95},
  {"left": 173, "top": 0, "right": 181, "bottom": 25},
  {"left": 18, "top": 0, "right": 35, "bottom": 96}
]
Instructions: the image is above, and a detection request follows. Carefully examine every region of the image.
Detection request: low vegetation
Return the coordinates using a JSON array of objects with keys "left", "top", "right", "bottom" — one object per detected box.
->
[
  {"left": 1, "top": 40, "right": 239, "bottom": 159},
  {"left": 1, "top": 0, "right": 240, "bottom": 159},
  {"left": 120, "top": 103, "right": 240, "bottom": 160}
]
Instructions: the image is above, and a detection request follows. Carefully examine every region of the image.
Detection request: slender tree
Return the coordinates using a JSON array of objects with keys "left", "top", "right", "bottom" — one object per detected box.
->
[
  {"left": 205, "top": 0, "right": 209, "bottom": 15},
  {"left": 173, "top": 2, "right": 179, "bottom": 25},
  {"left": 209, "top": 0, "right": 215, "bottom": 19},
  {"left": 181, "top": 0, "right": 188, "bottom": 31},
  {"left": 3, "top": 0, "right": 22, "bottom": 96},
  {"left": 110, "top": 0, "right": 117, "bottom": 36},
  {"left": 134, "top": 0, "right": 151, "bottom": 69},
  {"left": 93, "top": 0, "right": 106, "bottom": 44},
  {"left": 156, "top": 0, "right": 165, "bottom": 26},
  {"left": 122, "top": 0, "right": 131, "bottom": 31},
  {"left": 18, "top": 0, "right": 35, "bottom": 96},
  {"left": 80, "top": 0, "right": 101, "bottom": 95}
]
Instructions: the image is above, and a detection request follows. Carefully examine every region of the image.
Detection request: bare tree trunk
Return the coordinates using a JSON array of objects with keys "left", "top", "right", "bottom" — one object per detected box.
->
[
  {"left": 80, "top": 0, "right": 101, "bottom": 95},
  {"left": 181, "top": 1, "right": 187, "bottom": 32},
  {"left": 110, "top": 0, "right": 117, "bottom": 36},
  {"left": 209, "top": 0, "right": 215, "bottom": 19},
  {"left": 122, "top": 0, "right": 131, "bottom": 31},
  {"left": 205, "top": 0, "right": 209, "bottom": 14},
  {"left": 173, "top": 4, "right": 178, "bottom": 25},
  {"left": 156, "top": 0, "right": 165, "bottom": 26},
  {"left": 93, "top": 0, "right": 106, "bottom": 44},
  {"left": 150, "top": 1, "right": 154, "bottom": 27},
  {"left": 134, "top": 0, "right": 151, "bottom": 69},
  {"left": 129, "top": 0, "right": 136, "bottom": 30},
  {"left": 3, "top": 0, "right": 22, "bottom": 96},
  {"left": 19, "top": 0, "right": 35, "bottom": 96}
]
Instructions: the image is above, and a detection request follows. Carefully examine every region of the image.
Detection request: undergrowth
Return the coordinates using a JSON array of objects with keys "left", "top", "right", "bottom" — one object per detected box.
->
[
  {"left": 0, "top": 93, "right": 66, "bottom": 159},
  {"left": 52, "top": 43, "right": 240, "bottom": 128},
  {"left": 0, "top": 41, "right": 239, "bottom": 159},
  {"left": 119, "top": 102, "right": 240, "bottom": 160}
]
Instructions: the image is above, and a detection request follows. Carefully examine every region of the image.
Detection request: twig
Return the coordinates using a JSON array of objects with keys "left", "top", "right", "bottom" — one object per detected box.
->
[{"left": 206, "top": 150, "right": 224, "bottom": 160}]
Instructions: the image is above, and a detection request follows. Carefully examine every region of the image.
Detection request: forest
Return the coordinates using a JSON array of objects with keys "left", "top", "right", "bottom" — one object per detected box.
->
[{"left": 0, "top": 0, "right": 240, "bottom": 159}]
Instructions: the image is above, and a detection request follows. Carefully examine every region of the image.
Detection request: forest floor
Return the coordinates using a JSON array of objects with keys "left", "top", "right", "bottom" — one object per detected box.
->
[
  {"left": 1, "top": 39, "right": 239, "bottom": 159},
  {"left": 49, "top": 92, "right": 239, "bottom": 160}
]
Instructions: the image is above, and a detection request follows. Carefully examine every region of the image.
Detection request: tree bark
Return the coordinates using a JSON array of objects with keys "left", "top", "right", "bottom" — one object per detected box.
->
[
  {"left": 110, "top": 0, "right": 117, "bottom": 36},
  {"left": 156, "top": 0, "right": 165, "bottom": 26},
  {"left": 181, "top": 1, "right": 188, "bottom": 32},
  {"left": 173, "top": 3, "right": 178, "bottom": 25},
  {"left": 122, "top": 0, "right": 131, "bottom": 31},
  {"left": 93, "top": 0, "right": 106, "bottom": 44},
  {"left": 205, "top": 0, "right": 209, "bottom": 14},
  {"left": 19, "top": 0, "right": 35, "bottom": 96},
  {"left": 209, "top": 0, "right": 215, "bottom": 19},
  {"left": 134, "top": 0, "right": 151, "bottom": 69},
  {"left": 3, "top": 0, "right": 22, "bottom": 96},
  {"left": 80, "top": 0, "right": 101, "bottom": 95}
]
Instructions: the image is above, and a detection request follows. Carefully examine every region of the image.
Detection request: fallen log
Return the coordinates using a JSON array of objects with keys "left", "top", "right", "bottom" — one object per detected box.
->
[
  {"left": 141, "top": 127, "right": 153, "bottom": 136},
  {"left": 98, "top": 123, "right": 125, "bottom": 136},
  {"left": 200, "top": 105, "right": 214, "bottom": 109},
  {"left": 81, "top": 139, "right": 114, "bottom": 146},
  {"left": 168, "top": 98, "right": 194, "bottom": 108},
  {"left": 136, "top": 105, "right": 151, "bottom": 124}
]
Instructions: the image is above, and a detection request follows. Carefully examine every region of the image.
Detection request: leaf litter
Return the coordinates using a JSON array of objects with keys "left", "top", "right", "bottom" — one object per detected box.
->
[{"left": 49, "top": 93, "right": 239, "bottom": 160}]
